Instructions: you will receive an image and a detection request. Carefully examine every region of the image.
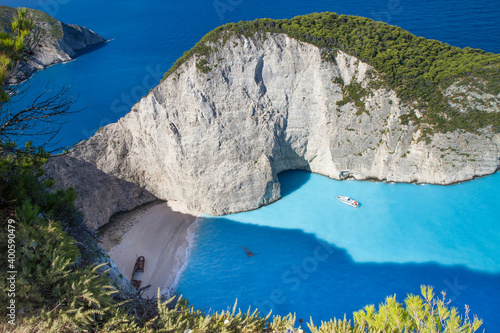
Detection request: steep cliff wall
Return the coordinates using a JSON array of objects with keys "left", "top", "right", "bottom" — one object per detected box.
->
[
  {"left": 44, "top": 32, "right": 499, "bottom": 226},
  {"left": 0, "top": 6, "right": 105, "bottom": 80},
  {"left": 43, "top": 156, "right": 157, "bottom": 231}
]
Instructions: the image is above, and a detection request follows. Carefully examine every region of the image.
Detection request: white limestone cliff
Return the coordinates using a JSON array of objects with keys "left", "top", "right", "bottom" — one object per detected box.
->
[{"left": 45, "top": 33, "right": 500, "bottom": 228}]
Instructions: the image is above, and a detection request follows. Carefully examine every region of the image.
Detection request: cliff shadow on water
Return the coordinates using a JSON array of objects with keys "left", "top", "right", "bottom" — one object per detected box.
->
[
  {"left": 73, "top": 39, "right": 109, "bottom": 57},
  {"left": 177, "top": 218, "right": 500, "bottom": 332},
  {"left": 278, "top": 170, "right": 311, "bottom": 197}
]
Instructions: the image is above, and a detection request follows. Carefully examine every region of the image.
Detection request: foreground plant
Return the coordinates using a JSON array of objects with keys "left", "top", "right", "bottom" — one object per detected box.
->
[{"left": 308, "top": 286, "right": 482, "bottom": 333}]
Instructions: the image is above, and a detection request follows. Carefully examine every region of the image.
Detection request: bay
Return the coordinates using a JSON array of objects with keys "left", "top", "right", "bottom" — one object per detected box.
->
[{"left": 178, "top": 171, "right": 500, "bottom": 331}]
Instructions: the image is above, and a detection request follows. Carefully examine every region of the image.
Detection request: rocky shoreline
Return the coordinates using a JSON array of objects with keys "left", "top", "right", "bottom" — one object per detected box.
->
[
  {"left": 21, "top": 21, "right": 106, "bottom": 80},
  {"left": 0, "top": 5, "right": 106, "bottom": 81}
]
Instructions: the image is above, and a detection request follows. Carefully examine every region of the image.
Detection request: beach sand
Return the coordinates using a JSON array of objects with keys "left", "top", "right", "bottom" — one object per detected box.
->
[{"left": 99, "top": 200, "right": 199, "bottom": 298}]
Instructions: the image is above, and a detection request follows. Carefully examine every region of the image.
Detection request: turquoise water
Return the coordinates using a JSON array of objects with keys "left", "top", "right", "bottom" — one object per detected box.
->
[
  {"left": 1, "top": 0, "right": 499, "bottom": 330},
  {"left": 178, "top": 171, "right": 500, "bottom": 330}
]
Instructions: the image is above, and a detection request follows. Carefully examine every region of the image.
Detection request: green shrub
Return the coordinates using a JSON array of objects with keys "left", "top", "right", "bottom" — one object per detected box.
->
[
  {"left": 0, "top": 144, "right": 125, "bottom": 332},
  {"left": 337, "top": 80, "right": 370, "bottom": 115}
]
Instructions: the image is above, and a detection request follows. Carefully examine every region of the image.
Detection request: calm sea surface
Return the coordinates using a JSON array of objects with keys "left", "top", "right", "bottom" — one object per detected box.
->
[
  {"left": 179, "top": 171, "right": 500, "bottom": 331},
  {"left": 1, "top": 0, "right": 498, "bottom": 330}
]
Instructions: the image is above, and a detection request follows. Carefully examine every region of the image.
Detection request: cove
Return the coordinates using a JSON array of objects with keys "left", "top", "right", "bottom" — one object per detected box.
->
[
  {"left": 177, "top": 170, "right": 500, "bottom": 331},
  {"left": 1, "top": 0, "right": 498, "bottom": 329}
]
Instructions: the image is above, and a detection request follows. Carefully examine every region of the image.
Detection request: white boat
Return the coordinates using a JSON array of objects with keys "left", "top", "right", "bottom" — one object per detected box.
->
[{"left": 336, "top": 196, "right": 360, "bottom": 208}]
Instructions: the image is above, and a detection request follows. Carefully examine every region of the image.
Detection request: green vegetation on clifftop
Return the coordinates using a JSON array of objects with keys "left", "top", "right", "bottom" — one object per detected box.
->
[
  {"left": 164, "top": 12, "right": 500, "bottom": 134},
  {"left": 0, "top": 5, "right": 63, "bottom": 39}
]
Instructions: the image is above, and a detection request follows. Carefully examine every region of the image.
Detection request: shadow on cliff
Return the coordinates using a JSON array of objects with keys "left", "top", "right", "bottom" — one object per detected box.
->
[
  {"left": 177, "top": 218, "right": 500, "bottom": 332},
  {"left": 43, "top": 155, "right": 157, "bottom": 231},
  {"left": 272, "top": 118, "right": 313, "bottom": 198}
]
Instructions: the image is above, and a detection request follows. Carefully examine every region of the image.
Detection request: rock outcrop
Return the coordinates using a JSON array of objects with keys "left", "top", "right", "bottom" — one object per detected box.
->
[
  {"left": 0, "top": 5, "right": 105, "bottom": 80},
  {"left": 23, "top": 22, "right": 105, "bottom": 79},
  {"left": 43, "top": 156, "right": 156, "bottom": 231},
  {"left": 45, "top": 32, "right": 500, "bottom": 227}
]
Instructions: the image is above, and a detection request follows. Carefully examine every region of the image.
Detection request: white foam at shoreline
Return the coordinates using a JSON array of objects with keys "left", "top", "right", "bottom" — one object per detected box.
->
[{"left": 164, "top": 215, "right": 204, "bottom": 295}]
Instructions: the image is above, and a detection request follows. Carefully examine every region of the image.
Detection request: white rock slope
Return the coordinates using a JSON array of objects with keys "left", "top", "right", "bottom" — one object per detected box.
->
[
  {"left": 26, "top": 22, "right": 105, "bottom": 75},
  {"left": 46, "top": 33, "right": 500, "bottom": 225}
]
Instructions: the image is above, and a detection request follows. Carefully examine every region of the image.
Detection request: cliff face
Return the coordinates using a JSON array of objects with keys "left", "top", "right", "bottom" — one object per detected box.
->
[
  {"left": 24, "top": 22, "right": 105, "bottom": 77},
  {"left": 43, "top": 156, "right": 157, "bottom": 231},
  {"left": 0, "top": 6, "right": 105, "bottom": 80},
  {"left": 46, "top": 32, "right": 500, "bottom": 226}
]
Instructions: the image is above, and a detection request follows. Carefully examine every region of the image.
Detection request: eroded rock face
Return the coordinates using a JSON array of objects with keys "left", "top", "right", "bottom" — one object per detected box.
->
[
  {"left": 21, "top": 22, "right": 105, "bottom": 79},
  {"left": 45, "top": 33, "right": 500, "bottom": 224},
  {"left": 43, "top": 156, "right": 156, "bottom": 231}
]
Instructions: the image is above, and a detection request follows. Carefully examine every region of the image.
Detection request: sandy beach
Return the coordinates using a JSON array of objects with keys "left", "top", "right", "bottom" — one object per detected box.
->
[{"left": 99, "top": 201, "right": 199, "bottom": 298}]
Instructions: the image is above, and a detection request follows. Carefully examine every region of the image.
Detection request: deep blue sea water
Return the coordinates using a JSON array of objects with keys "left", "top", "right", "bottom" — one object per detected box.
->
[{"left": 1, "top": 0, "right": 499, "bottom": 330}]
